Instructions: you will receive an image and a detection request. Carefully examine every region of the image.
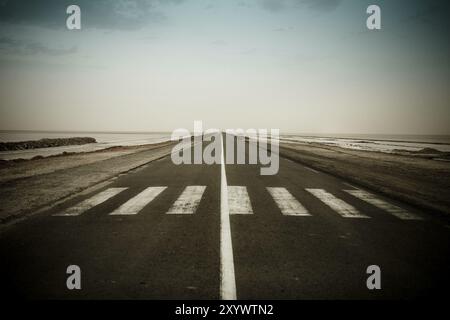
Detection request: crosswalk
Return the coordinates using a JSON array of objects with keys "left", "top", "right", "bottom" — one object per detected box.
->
[
  {"left": 228, "top": 186, "right": 253, "bottom": 215},
  {"left": 343, "top": 189, "right": 422, "bottom": 220},
  {"left": 54, "top": 187, "right": 128, "bottom": 216},
  {"left": 53, "top": 185, "right": 423, "bottom": 220},
  {"left": 306, "top": 188, "right": 368, "bottom": 218},
  {"left": 166, "top": 186, "right": 206, "bottom": 214},
  {"left": 267, "top": 187, "right": 310, "bottom": 216},
  {"left": 110, "top": 187, "right": 166, "bottom": 216}
]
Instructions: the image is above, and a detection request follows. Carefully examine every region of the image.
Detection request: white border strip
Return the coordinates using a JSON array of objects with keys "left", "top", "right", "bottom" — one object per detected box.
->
[
  {"left": 304, "top": 166, "right": 319, "bottom": 174},
  {"left": 220, "top": 133, "right": 237, "bottom": 300}
]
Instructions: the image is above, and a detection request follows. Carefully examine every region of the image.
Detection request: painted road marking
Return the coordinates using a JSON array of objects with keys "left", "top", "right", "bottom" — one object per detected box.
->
[
  {"left": 220, "top": 134, "right": 237, "bottom": 300},
  {"left": 306, "top": 188, "right": 369, "bottom": 218},
  {"left": 54, "top": 187, "right": 128, "bottom": 216},
  {"left": 342, "top": 182, "right": 359, "bottom": 189},
  {"left": 304, "top": 166, "right": 319, "bottom": 174},
  {"left": 267, "top": 187, "right": 310, "bottom": 216},
  {"left": 228, "top": 186, "right": 253, "bottom": 215},
  {"left": 166, "top": 186, "right": 206, "bottom": 214},
  {"left": 109, "top": 187, "right": 166, "bottom": 215},
  {"left": 344, "top": 189, "right": 422, "bottom": 220}
]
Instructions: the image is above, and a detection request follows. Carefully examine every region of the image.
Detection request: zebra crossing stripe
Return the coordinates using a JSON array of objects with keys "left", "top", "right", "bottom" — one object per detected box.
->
[
  {"left": 267, "top": 187, "right": 310, "bottom": 216},
  {"left": 344, "top": 189, "right": 422, "bottom": 220},
  {"left": 53, "top": 185, "right": 424, "bottom": 221},
  {"left": 306, "top": 188, "right": 369, "bottom": 218},
  {"left": 166, "top": 186, "right": 206, "bottom": 214},
  {"left": 54, "top": 187, "right": 128, "bottom": 216},
  {"left": 228, "top": 186, "right": 253, "bottom": 215},
  {"left": 109, "top": 187, "right": 167, "bottom": 215}
]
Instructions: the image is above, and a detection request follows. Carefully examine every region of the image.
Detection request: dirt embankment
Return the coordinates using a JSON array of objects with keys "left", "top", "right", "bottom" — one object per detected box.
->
[
  {"left": 0, "top": 141, "right": 176, "bottom": 224},
  {"left": 280, "top": 142, "right": 450, "bottom": 217},
  {"left": 0, "top": 137, "right": 96, "bottom": 151}
]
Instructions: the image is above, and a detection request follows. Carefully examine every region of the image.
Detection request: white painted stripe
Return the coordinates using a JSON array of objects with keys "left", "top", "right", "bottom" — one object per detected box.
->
[
  {"left": 220, "top": 134, "right": 237, "bottom": 300},
  {"left": 54, "top": 187, "right": 127, "bottom": 216},
  {"left": 344, "top": 189, "right": 422, "bottom": 220},
  {"left": 228, "top": 186, "right": 253, "bottom": 215},
  {"left": 306, "top": 188, "right": 368, "bottom": 218},
  {"left": 166, "top": 186, "right": 206, "bottom": 214},
  {"left": 109, "top": 187, "right": 166, "bottom": 215},
  {"left": 304, "top": 166, "right": 319, "bottom": 174},
  {"left": 342, "top": 182, "right": 359, "bottom": 189},
  {"left": 267, "top": 187, "right": 310, "bottom": 216}
]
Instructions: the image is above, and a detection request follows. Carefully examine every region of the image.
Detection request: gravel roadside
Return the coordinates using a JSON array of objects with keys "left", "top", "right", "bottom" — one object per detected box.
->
[
  {"left": 0, "top": 141, "right": 176, "bottom": 224},
  {"left": 280, "top": 142, "right": 450, "bottom": 217}
]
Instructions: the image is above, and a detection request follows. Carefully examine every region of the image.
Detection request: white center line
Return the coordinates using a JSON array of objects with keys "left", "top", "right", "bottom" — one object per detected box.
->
[
  {"left": 220, "top": 133, "right": 237, "bottom": 300},
  {"left": 267, "top": 187, "right": 310, "bottom": 216},
  {"left": 110, "top": 187, "right": 166, "bottom": 215}
]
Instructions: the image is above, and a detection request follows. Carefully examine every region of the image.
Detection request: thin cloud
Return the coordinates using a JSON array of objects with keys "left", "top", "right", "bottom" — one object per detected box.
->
[
  {"left": 0, "top": 0, "right": 185, "bottom": 30},
  {"left": 0, "top": 36, "right": 77, "bottom": 56},
  {"left": 258, "top": 0, "right": 342, "bottom": 13},
  {"left": 404, "top": 1, "right": 450, "bottom": 29},
  {"left": 302, "top": 0, "right": 342, "bottom": 12},
  {"left": 237, "top": 1, "right": 252, "bottom": 8},
  {"left": 260, "top": 0, "right": 286, "bottom": 12},
  {"left": 210, "top": 40, "right": 228, "bottom": 46},
  {"left": 273, "top": 26, "right": 293, "bottom": 32}
]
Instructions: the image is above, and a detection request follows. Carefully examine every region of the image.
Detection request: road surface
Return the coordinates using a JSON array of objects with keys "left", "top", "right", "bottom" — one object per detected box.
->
[{"left": 1, "top": 134, "right": 449, "bottom": 299}]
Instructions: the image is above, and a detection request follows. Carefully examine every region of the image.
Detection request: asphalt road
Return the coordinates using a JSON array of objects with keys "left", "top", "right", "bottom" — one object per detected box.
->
[{"left": 0, "top": 134, "right": 449, "bottom": 299}]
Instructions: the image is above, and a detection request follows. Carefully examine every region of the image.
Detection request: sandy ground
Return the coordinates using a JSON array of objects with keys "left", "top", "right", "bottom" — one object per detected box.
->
[
  {"left": 0, "top": 142, "right": 171, "bottom": 184},
  {"left": 0, "top": 141, "right": 176, "bottom": 223},
  {"left": 280, "top": 142, "right": 450, "bottom": 216}
]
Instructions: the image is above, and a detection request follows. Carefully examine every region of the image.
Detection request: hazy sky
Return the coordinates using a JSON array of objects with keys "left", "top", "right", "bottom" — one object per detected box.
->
[{"left": 0, "top": 0, "right": 449, "bottom": 134}]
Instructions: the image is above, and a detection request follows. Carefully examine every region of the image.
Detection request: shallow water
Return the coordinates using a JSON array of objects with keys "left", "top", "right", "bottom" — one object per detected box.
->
[
  {"left": 281, "top": 134, "right": 450, "bottom": 153},
  {"left": 0, "top": 131, "right": 171, "bottom": 160}
]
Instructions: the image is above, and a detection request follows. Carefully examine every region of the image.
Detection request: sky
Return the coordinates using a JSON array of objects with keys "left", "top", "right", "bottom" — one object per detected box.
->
[{"left": 0, "top": 0, "right": 449, "bottom": 134}]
